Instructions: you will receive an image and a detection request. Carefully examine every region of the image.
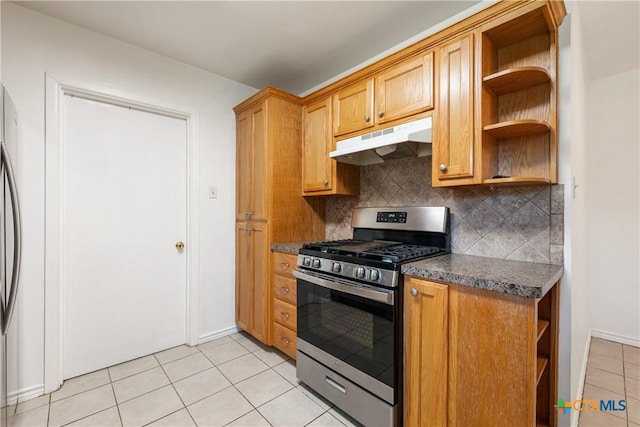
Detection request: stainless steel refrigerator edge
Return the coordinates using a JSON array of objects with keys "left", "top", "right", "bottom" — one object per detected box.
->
[{"left": 0, "top": 84, "right": 22, "bottom": 427}]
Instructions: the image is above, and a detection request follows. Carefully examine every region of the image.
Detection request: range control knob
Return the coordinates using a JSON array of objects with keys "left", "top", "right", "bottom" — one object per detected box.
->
[
  {"left": 312, "top": 259, "right": 321, "bottom": 268},
  {"left": 369, "top": 269, "right": 381, "bottom": 281},
  {"left": 332, "top": 262, "right": 342, "bottom": 273},
  {"left": 303, "top": 257, "right": 311, "bottom": 267},
  {"left": 355, "top": 267, "right": 366, "bottom": 279}
]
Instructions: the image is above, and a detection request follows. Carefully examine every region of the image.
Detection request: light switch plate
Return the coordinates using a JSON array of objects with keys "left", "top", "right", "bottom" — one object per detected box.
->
[{"left": 208, "top": 185, "right": 217, "bottom": 199}]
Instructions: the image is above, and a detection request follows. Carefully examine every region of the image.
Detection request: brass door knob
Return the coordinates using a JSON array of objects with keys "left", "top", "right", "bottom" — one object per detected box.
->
[{"left": 175, "top": 241, "right": 185, "bottom": 250}]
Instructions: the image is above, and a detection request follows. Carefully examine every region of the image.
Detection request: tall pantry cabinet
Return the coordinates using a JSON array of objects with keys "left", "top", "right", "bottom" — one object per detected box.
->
[{"left": 234, "top": 87, "right": 324, "bottom": 344}]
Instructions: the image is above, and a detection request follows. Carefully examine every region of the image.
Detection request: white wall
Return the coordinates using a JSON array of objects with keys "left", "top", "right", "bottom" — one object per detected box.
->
[
  {"left": 588, "top": 68, "right": 640, "bottom": 343},
  {"left": 1, "top": 2, "right": 256, "bottom": 398},
  {"left": 560, "top": 4, "right": 593, "bottom": 425}
]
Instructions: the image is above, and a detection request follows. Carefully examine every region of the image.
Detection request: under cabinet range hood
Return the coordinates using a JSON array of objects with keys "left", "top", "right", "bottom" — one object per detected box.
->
[{"left": 329, "top": 117, "right": 432, "bottom": 166}]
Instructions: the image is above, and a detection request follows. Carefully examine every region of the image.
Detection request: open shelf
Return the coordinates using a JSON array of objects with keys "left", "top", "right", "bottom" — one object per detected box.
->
[
  {"left": 483, "top": 67, "right": 551, "bottom": 95},
  {"left": 537, "top": 319, "right": 550, "bottom": 341},
  {"left": 483, "top": 177, "right": 552, "bottom": 186},
  {"left": 536, "top": 356, "right": 548, "bottom": 386},
  {"left": 484, "top": 120, "right": 550, "bottom": 139}
]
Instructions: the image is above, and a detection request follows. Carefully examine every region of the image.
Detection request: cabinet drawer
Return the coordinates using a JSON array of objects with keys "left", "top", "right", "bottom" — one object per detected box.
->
[
  {"left": 273, "top": 275, "right": 297, "bottom": 305},
  {"left": 273, "top": 252, "right": 297, "bottom": 277},
  {"left": 272, "top": 322, "right": 297, "bottom": 359},
  {"left": 273, "top": 299, "right": 297, "bottom": 331}
]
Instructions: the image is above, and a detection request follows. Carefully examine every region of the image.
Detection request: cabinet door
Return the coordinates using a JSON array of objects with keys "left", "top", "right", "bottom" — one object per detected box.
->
[
  {"left": 236, "top": 110, "right": 253, "bottom": 220},
  {"left": 375, "top": 52, "right": 434, "bottom": 124},
  {"left": 433, "top": 33, "right": 475, "bottom": 185},
  {"left": 236, "top": 222, "right": 269, "bottom": 343},
  {"left": 302, "top": 98, "right": 334, "bottom": 193},
  {"left": 332, "top": 78, "right": 374, "bottom": 136},
  {"left": 404, "top": 278, "right": 448, "bottom": 427},
  {"left": 235, "top": 222, "right": 253, "bottom": 332},
  {"left": 250, "top": 104, "right": 267, "bottom": 220},
  {"left": 236, "top": 105, "right": 267, "bottom": 221}
]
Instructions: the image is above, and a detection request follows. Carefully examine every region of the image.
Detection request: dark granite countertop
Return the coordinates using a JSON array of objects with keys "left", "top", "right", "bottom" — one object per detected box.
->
[
  {"left": 402, "top": 254, "right": 563, "bottom": 298},
  {"left": 270, "top": 242, "right": 306, "bottom": 255}
]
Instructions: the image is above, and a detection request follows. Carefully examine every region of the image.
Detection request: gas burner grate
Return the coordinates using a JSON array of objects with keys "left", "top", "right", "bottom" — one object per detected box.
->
[{"left": 364, "top": 244, "right": 443, "bottom": 263}]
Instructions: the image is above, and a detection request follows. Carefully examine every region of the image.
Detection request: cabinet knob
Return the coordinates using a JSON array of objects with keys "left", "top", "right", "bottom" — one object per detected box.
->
[
  {"left": 280, "top": 337, "right": 290, "bottom": 345},
  {"left": 280, "top": 262, "right": 290, "bottom": 269},
  {"left": 323, "top": 179, "right": 329, "bottom": 186},
  {"left": 280, "top": 287, "right": 290, "bottom": 293},
  {"left": 281, "top": 312, "right": 290, "bottom": 320},
  {"left": 410, "top": 288, "right": 418, "bottom": 297},
  {"left": 364, "top": 115, "right": 370, "bottom": 122},
  {"left": 377, "top": 110, "right": 383, "bottom": 118},
  {"left": 439, "top": 164, "right": 447, "bottom": 172}
]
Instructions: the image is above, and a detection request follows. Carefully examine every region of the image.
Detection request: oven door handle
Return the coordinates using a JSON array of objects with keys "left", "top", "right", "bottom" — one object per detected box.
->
[{"left": 293, "top": 269, "right": 394, "bottom": 305}]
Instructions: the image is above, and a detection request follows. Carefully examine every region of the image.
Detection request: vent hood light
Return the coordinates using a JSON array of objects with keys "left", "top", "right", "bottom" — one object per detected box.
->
[{"left": 329, "top": 117, "right": 432, "bottom": 166}]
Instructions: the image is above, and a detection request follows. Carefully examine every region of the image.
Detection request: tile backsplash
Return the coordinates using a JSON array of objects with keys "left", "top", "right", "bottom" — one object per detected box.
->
[{"left": 325, "top": 156, "right": 564, "bottom": 265}]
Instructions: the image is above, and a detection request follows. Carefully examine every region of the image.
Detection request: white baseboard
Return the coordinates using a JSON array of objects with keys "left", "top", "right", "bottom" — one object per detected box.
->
[
  {"left": 591, "top": 329, "right": 640, "bottom": 347},
  {"left": 198, "top": 326, "right": 240, "bottom": 345},
  {"left": 7, "top": 384, "right": 45, "bottom": 407},
  {"left": 569, "top": 329, "right": 640, "bottom": 426},
  {"left": 570, "top": 334, "right": 592, "bottom": 427}
]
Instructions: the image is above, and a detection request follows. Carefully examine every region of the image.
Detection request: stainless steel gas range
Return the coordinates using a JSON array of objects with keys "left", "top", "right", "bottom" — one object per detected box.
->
[{"left": 294, "top": 206, "right": 450, "bottom": 427}]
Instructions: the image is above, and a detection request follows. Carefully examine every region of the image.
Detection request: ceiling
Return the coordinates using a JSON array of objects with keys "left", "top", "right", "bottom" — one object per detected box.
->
[
  {"left": 12, "top": 0, "right": 482, "bottom": 95},
  {"left": 11, "top": 1, "right": 640, "bottom": 95}
]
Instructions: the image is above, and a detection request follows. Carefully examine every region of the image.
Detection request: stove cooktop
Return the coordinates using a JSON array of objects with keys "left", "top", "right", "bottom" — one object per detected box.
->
[{"left": 301, "top": 239, "right": 446, "bottom": 264}]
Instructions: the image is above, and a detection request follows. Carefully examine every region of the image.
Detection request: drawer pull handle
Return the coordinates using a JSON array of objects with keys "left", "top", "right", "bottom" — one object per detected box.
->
[
  {"left": 280, "top": 262, "right": 290, "bottom": 269},
  {"left": 325, "top": 376, "right": 346, "bottom": 394},
  {"left": 280, "top": 337, "right": 290, "bottom": 345},
  {"left": 280, "top": 287, "right": 290, "bottom": 293},
  {"left": 281, "top": 312, "right": 290, "bottom": 320}
]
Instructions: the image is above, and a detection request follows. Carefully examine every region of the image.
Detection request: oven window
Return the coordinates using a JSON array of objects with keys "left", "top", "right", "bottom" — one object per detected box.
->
[{"left": 297, "top": 278, "right": 396, "bottom": 388}]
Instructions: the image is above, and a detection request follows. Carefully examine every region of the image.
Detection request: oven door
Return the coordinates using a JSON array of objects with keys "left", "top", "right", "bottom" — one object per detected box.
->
[{"left": 293, "top": 268, "right": 398, "bottom": 404}]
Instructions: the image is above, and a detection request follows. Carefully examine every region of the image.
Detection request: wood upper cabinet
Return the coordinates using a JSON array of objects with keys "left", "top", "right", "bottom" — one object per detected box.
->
[
  {"left": 404, "top": 276, "right": 559, "bottom": 427},
  {"left": 236, "top": 105, "right": 267, "bottom": 221},
  {"left": 236, "top": 222, "right": 268, "bottom": 343},
  {"left": 404, "top": 278, "right": 448, "bottom": 427},
  {"left": 331, "top": 51, "right": 434, "bottom": 138},
  {"left": 332, "top": 78, "right": 374, "bottom": 136},
  {"left": 433, "top": 32, "right": 478, "bottom": 187},
  {"left": 302, "top": 98, "right": 333, "bottom": 192},
  {"left": 302, "top": 97, "right": 360, "bottom": 196},
  {"left": 375, "top": 52, "right": 434, "bottom": 125},
  {"left": 478, "top": 5, "right": 561, "bottom": 186}
]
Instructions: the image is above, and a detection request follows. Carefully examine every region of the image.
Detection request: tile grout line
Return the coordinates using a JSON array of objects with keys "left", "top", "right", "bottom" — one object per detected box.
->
[
  {"left": 150, "top": 353, "right": 197, "bottom": 427},
  {"left": 106, "top": 368, "right": 125, "bottom": 427}
]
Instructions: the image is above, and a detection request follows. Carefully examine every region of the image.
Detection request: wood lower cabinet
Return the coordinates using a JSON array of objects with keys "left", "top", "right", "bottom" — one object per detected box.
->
[
  {"left": 404, "top": 278, "right": 448, "bottom": 427},
  {"left": 404, "top": 277, "right": 559, "bottom": 427},
  {"left": 302, "top": 97, "right": 359, "bottom": 196},
  {"left": 234, "top": 88, "right": 325, "bottom": 345},
  {"left": 271, "top": 251, "right": 298, "bottom": 359},
  {"left": 236, "top": 222, "right": 268, "bottom": 342}
]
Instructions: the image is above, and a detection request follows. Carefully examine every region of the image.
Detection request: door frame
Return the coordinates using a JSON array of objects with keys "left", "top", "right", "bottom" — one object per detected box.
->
[{"left": 44, "top": 74, "right": 200, "bottom": 393}]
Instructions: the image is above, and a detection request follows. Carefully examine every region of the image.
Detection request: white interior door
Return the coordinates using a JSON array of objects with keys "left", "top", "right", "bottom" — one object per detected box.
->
[{"left": 61, "top": 95, "right": 187, "bottom": 379}]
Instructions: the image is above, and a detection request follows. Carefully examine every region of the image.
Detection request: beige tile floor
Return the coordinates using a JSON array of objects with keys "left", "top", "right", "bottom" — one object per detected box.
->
[
  {"left": 7, "top": 332, "right": 362, "bottom": 427},
  {"left": 578, "top": 338, "right": 640, "bottom": 427}
]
